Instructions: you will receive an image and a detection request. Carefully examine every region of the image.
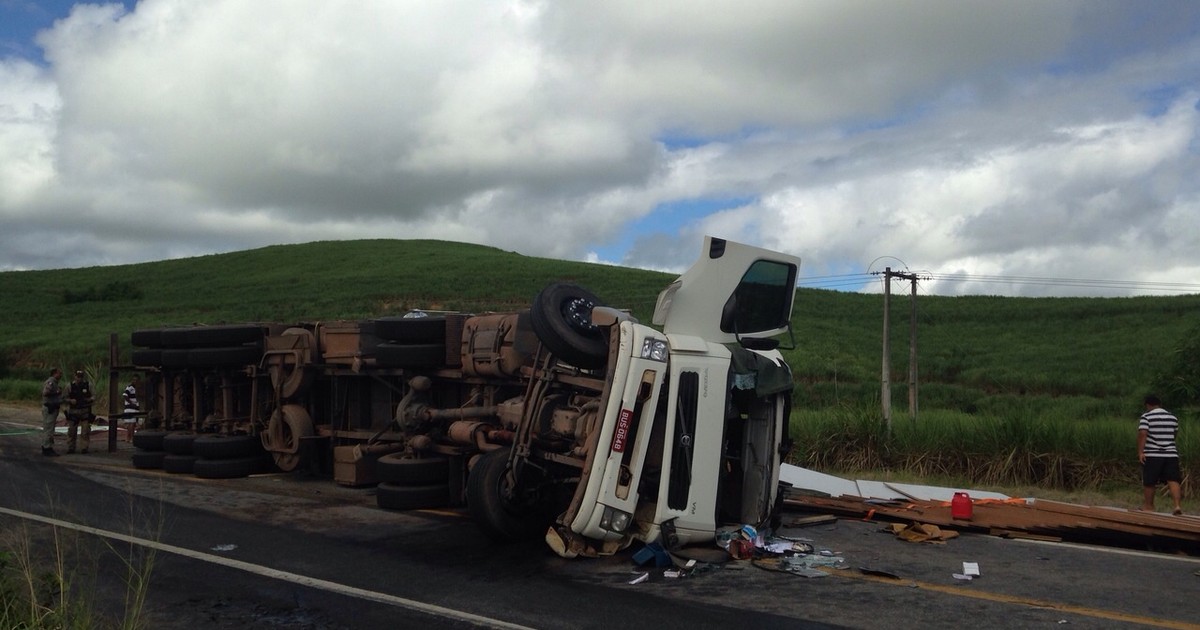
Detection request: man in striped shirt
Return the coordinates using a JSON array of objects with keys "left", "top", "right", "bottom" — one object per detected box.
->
[{"left": 1137, "top": 394, "right": 1183, "bottom": 515}]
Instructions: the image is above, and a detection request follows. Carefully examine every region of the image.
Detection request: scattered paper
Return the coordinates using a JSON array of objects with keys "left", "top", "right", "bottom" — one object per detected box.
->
[
  {"left": 211, "top": 544, "right": 237, "bottom": 552},
  {"left": 962, "top": 562, "right": 980, "bottom": 577},
  {"left": 628, "top": 572, "right": 649, "bottom": 585}
]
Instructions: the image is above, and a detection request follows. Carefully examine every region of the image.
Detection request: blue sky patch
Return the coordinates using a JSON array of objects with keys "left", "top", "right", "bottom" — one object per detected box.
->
[{"left": 590, "top": 195, "right": 757, "bottom": 263}]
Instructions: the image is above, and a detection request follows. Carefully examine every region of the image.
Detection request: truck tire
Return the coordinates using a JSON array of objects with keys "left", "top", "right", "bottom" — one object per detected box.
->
[
  {"left": 375, "top": 454, "right": 449, "bottom": 486},
  {"left": 131, "top": 450, "right": 166, "bottom": 469},
  {"left": 193, "top": 434, "right": 261, "bottom": 460},
  {"left": 159, "top": 349, "right": 191, "bottom": 368},
  {"left": 530, "top": 283, "right": 608, "bottom": 369},
  {"left": 162, "top": 432, "right": 197, "bottom": 455},
  {"left": 374, "top": 343, "right": 445, "bottom": 368},
  {"left": 193, "top": 455, "right": 272, "bottom": 479},
  {"left": 374, "top": 316, "right": 446, "bottom": 343},
  {"left": 131, "top": 328, "right": 165, "bottom": 348},
  {"left": 184, "top": 344, "right": 263, "bottom": 367},
  {"left": 467, "top": 447, "right": 551, "bottom": 541},
  {"left": 162, "top": 454, "right": 199, "bottom": 474},
  {"left": 132, "top": 430, "right": 168, "bottom": 452},
  {"left": 376, "top": 482, "right": 449, "bottom": 511},
  {"left": 160, "top": 325, "right": 266, "bottom": 348},
  {"left": 131, "top": 349, "right": 162, "bottom": 367}
]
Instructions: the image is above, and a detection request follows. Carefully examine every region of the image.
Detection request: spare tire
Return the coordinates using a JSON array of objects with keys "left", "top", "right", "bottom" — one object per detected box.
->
[{"left": 530, "top": 283, "right": 609, "bottom": 369}]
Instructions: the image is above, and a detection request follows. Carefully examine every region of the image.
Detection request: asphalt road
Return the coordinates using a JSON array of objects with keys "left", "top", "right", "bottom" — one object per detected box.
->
[{"left": 1, "top": 403, "right": 1198, "bottom": 629}]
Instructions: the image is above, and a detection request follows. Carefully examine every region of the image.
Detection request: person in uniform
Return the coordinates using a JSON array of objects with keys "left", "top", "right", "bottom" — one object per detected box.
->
[
  {"left": 65, "top": 370, "right": 95, "bottom": 454},
  {"left": 40, "top": 367, "right": 63, "bottom": 456}
]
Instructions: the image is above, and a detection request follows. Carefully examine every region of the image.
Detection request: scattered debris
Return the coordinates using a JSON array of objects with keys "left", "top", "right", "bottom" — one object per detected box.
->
[
  {"left": 858, "top": 566, "right": 901, "bottom": 579},
  {"left": 886, "top": 522, "right": 959, "bottom": 544},
  {"left": 953, "top": 561, "right": 981, "bottom": 581},
  {"left": 210, "top": 544, "right": 237, "bottom": 552}
]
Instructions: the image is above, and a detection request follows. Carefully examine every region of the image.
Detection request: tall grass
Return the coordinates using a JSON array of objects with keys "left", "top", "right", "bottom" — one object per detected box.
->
[
  {"left": 790, "top": 405, "right": 1193, "bottom": 499},
  {"left": 0, "top": 492, "right": 159, "bottom": 630}
]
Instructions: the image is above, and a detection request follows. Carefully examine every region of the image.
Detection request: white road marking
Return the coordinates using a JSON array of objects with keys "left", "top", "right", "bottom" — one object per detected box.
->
[{"left": 0, "top": 506, "right": 533, "bottom": 630}]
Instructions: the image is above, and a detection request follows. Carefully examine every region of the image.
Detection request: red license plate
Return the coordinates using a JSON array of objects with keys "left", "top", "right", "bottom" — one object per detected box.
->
[{"left": 612, "top": 408, "right": 633, "bottom": 452}]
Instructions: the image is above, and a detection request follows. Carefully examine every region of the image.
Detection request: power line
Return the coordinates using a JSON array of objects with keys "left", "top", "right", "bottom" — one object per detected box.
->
[{"left": 797, "top": 271, "right": 1200, "bottom": 294}]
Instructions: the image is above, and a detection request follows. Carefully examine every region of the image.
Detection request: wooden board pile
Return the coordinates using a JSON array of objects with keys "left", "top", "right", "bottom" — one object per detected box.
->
[{"left": 783, "top": 491, "right": 1200, "bottom": 554}]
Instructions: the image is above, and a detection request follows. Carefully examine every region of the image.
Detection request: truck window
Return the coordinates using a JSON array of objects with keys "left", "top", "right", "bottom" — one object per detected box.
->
[{"left": 720, "top": 259, "right": 796, "bottom": 335}]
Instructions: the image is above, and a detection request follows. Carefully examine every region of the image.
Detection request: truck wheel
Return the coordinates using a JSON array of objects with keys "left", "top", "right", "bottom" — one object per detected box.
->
[
  {"left": 193, "top": 434, "right": 261, "bottom": 460},
  {"left": 131, "top": 450, "right": 166, "bottom": 469},
  {"left": 530, "top": 283, "right": 608, "bottom": 369},
  {"left": 161, "top": 324, "right": 266, "bottom": 348},
  {"left": 376, "top": 482, "right": 449, "bottom": 511},
  {"left": 467, "top": 447, "right": 551, "bottom": 541},
  {"left": 162, "top": 432, "right": 197, "bottom": 455},
  {"left": 193, "top": 455, "right": 272, "bottom": 479},
  {"left": 130, "top": 328, "right": 165, "bottom": 348},
  {"left": 159, "top": 349, "right": 191, "bottom": 369},
  {"left": 131, "top": 349, "right": 162, "bottom": 366},
  {"left": 132, "top": 430, "right": 168, "bottom": 452},
  {"left": 375, "top": 454, "right": 449, "bottom": 485},
  {"left": 162, "top": 454, "right": 199, "bottom": 474},
  {"left": 184, "top": 345, "right": 263, "bottom": 367}
]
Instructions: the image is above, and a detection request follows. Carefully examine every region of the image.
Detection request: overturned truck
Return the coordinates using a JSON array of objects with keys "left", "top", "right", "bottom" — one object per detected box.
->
[{"left": 124, "top": 236, "right": 801, "bottom": 557}]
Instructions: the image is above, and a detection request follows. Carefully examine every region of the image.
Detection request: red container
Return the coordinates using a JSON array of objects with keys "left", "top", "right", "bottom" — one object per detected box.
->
[{"left": 951, "top": 492, "right": 973, "bottom": 520}]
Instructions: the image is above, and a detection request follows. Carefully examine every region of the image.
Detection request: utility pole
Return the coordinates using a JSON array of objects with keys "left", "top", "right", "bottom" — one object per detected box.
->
[
  {"left": 880, "top": 268, "right": 892, "bottom": 434},
  {"left": 908, "top": 274, "right": 918, "bottom": 421},
  {"left": 873, "top": 267, "right": 926, "bottom": 433}
]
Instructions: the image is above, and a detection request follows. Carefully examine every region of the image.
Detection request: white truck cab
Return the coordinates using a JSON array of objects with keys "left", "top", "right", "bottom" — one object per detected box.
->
[{"left": 545, "top": 236, "right": 801, "bottom": 556}]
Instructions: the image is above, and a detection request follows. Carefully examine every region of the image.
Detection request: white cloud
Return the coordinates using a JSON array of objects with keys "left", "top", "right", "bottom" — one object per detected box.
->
[{"left": 0, "top": 0, "right": 1197, "bottom": 296}]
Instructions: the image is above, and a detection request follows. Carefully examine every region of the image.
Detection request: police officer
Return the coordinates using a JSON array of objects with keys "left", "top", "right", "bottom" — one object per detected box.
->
[
  {"left": 65, "top": 370, "right": 94, "bottom": 454},
  {"left": 40, "top": 367, "right": 63, "bottom": 456}
]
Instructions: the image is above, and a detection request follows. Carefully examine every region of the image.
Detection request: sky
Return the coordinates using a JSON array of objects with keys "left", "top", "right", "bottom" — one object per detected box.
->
[{"left": 1, "top": 1, "right": 1199, "bottom": 297}]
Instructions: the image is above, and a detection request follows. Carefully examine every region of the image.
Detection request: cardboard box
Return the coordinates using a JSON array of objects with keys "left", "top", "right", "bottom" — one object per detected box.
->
[{"left": 333, "top": 445, "right": 378, "bottom": 487}]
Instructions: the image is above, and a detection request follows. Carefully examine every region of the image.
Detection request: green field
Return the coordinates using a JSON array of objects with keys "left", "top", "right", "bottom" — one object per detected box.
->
[{"left": 2, "top": 239, "right": 1196, "bottom": 502}]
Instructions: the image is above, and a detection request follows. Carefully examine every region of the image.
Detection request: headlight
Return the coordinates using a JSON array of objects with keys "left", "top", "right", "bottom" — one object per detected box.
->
[
  {"left": 640, "top": 338, "right": 668, "bottom": 362},
  {"left": 600, "top": 506, "right": 632, "bottom": 533}
]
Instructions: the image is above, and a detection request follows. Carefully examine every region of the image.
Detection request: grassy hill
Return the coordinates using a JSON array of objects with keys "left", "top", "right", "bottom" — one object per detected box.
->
[{"left": 3, "top": 238, "right": 1198, "bottom": 424}]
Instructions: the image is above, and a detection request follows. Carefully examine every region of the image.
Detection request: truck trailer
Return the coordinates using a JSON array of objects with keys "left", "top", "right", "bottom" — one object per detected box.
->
[{"left": 123, "top": 236, "right": 801, "bottom": 557}]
